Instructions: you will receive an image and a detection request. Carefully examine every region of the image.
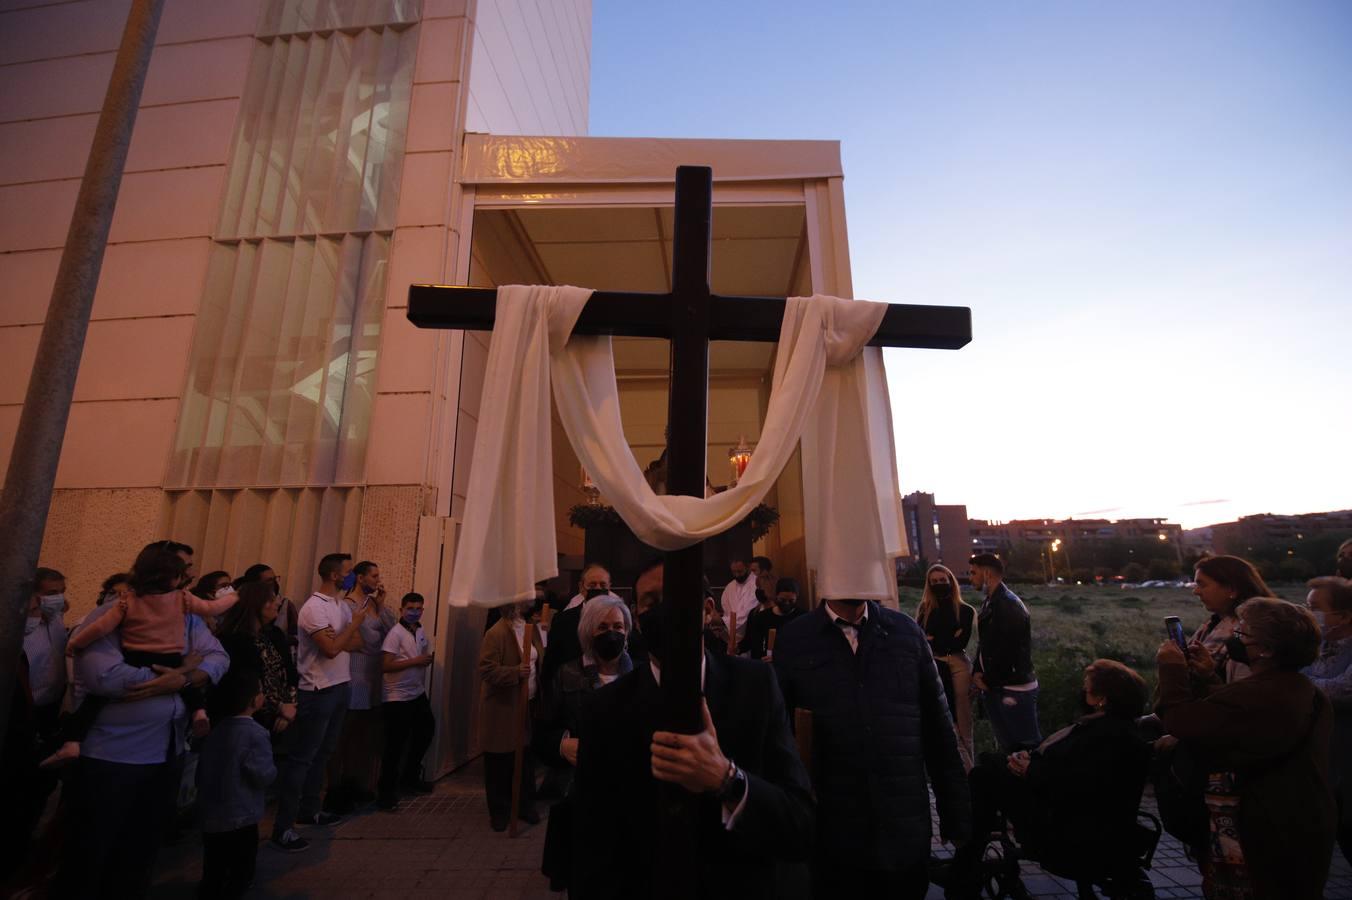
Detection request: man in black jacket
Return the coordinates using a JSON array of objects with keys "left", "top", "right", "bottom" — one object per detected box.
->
[
  {"left": 570, "top": 563, "right": 814, "bottom": 900},
  {"left": 969, "top": 553, "right": 1041, "bottom": 752},
  {"left": 773, "top": 597, "right": 970, "bottom": 899}
]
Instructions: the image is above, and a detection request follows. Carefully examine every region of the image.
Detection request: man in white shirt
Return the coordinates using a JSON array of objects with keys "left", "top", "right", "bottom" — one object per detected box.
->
[
  {"left": 24, "top": 568, "right": 69, "bottom": 740},
  {"left": 271, "top": 553, "right": 372, "bottom": 852},
  {"left": 721, "top": 558, "right": 759, "bottom": 648},
  {"left": 325, "top": 560, "right": 396, "bottom": 814},
  {"left": 378, "top": 592, "right": 436, "bottom": 810}
]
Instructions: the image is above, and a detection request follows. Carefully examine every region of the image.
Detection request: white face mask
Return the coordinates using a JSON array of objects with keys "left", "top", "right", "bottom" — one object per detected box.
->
[
  {"left": 1312, "top": 610, "right": 1328, "bottom": 632},
  {"left": 40, "top": 593, "right": 65, "bottom": 616}
]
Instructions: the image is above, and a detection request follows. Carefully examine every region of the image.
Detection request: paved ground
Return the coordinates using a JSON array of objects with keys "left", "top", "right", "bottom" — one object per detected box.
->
[{"left": 146, "top": 761, "right": 1352, "bottom": 899}]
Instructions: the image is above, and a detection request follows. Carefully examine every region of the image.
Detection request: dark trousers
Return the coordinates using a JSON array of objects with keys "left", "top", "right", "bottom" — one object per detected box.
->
[
  {"left": 273, "top": 683, "right": 348, "bottom": 838},
  {"left": 483, "top": 749, "right": 536, "bottom": 826},
  {"left": 53, "top": 754, "right": 184, "bottom": 898},
  {"left": 199, "top": 825, "right": 258, "bottom": 899},
  {"left": 813, "top": 860, "right": 929, "bottom": 900},
  {"left": 380, "top": 693, "right": 435, "bottom": 795}
]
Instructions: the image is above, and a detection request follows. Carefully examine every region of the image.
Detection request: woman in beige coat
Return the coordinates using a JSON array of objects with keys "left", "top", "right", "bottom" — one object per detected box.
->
[{"left": 478, "top": 599, "right": 545, "bottom": 831}]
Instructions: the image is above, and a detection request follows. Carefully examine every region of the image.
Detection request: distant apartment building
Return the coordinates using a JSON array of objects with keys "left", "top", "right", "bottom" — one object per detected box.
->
[
  {"left": 899, "top": 492, "right": 972, "bottom": 577},
  {"left": 1210, "top": 510, "right": 1352, "bottom": 555}
]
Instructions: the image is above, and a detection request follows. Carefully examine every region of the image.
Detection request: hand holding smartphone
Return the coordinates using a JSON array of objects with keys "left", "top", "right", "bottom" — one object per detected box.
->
[{"left": 1164, "top": 616, "right": 1188, "bottom": 654}]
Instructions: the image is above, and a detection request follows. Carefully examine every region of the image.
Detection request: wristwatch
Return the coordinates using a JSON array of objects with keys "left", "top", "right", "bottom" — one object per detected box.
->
[{"left": 717, "top": 760, "right": 747, "bottom": 805}]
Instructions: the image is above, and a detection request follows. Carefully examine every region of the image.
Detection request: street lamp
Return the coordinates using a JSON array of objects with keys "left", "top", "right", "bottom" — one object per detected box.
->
[{"left": 1049, "top": 539, "right": 1061, "bottom": 582}]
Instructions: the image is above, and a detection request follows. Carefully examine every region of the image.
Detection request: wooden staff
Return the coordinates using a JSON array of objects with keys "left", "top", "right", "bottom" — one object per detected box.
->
[
  {"left": 766, "top": 627, "right": 777, "bottom": 659},
  {"left": 508, "top": 622, "right": 534, "bottom": 838},
  {"left": 794, "top": 708, "right": 814, "bottom": 786},
  {"left": 727, "top": 610, "right": 737, "bottom": 655},
  {"left": 540, "top": 603, "right": 554, "bottom": 634}
]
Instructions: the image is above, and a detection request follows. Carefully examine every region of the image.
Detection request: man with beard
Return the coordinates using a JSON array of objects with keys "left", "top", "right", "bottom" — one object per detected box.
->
[
  {"left": 570, "top": 558, "right": 813, "bottom": 899},
  {"left": 773, "top": 591, "right": 970, "bottom": 899}
]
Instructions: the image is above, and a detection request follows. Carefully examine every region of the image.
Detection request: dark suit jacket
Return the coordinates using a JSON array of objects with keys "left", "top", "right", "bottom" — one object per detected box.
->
[
  {"left": 973, "top": 583, "right": 1034, "bottom": 688},
  {"left": 571, "top": 651, "right": 814, "bottom": 900},
  {"left": 541, "top": 603, "right": 583, "bottom": 701},
  {"left": 774, "top": 602, "right": 970, "bottom": 870}
]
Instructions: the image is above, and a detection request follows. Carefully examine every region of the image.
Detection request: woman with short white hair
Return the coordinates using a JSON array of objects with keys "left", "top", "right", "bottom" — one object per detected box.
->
[{"left": 535, "top": 594, "right": 634, "bottom": 891}]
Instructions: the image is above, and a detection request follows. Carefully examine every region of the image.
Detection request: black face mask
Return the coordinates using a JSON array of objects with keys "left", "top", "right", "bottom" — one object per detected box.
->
[
  {"left": 929, "top": 582, "right": 954, "bottom": 600},
  {"left": 1224, "top": 635, "right": 1251, "bottom": 667},
  {"left": 755, "top": 589, "right": 768, "bottom": 605},
  {"left": 1337, "top": 557, "right": 1352, "bottom": 579},
  {"left": 585, "top": 587, "right": 608, "bottom": 600},
  {"left": 733, "top": 572, "right": 749, "bottom": 584},
  {"left": 593, "top": 630, "right": 626, "bottom": 662},
  {"left": 1078, "top": 689, "right": 1096, "bottom": 715}
]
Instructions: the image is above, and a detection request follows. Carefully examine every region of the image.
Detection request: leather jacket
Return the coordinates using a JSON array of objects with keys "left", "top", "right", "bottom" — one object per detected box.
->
[{"left": 973, "top": 582, "right": 1035, "bottom": 688}]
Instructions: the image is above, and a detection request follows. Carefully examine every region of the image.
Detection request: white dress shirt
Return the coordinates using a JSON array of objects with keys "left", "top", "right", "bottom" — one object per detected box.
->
[
  {"left": 827, "top": 604, "right": 869, "bottom": 654},
  {"left": 721, "top": 577, "right": 759, "bottom": 645}
]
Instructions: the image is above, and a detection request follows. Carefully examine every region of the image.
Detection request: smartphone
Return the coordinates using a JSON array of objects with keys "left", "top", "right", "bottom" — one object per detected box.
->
[{"left": 1164, "top": 616, "right": 1187, "bottom": 652}]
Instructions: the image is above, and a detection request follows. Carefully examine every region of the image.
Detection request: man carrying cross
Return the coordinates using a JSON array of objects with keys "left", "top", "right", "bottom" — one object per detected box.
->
[{"left": 409, "top": 166, "right": 971, "bottom": 898}]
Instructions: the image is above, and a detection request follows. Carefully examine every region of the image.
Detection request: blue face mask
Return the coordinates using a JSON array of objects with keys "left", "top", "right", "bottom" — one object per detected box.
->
[
  {"left": 403, "top": 607, "right": 423, "bottom": 623},
  {"left": 40, "top": 593, "right": 65, "bottom": 617}
]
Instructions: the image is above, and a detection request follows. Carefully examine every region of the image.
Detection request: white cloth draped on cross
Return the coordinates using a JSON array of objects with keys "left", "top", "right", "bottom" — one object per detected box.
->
[{"left": 448, "top": 285, "right": 906, "bottom": 608}]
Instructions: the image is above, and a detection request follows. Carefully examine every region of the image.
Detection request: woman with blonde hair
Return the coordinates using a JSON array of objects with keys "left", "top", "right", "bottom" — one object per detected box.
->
[{"left": 917, "top": 563, "right": 976, "bottom": 768}]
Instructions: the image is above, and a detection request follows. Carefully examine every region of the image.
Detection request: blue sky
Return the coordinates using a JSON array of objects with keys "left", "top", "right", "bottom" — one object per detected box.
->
[{"left": 589, "top": 1, "right": 1352, "bottom": 528}]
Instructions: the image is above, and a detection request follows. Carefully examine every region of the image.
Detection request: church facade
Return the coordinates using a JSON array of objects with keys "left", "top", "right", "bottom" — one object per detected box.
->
[{"left": 0, "top": 0, "right": 865, "bottom": 774}]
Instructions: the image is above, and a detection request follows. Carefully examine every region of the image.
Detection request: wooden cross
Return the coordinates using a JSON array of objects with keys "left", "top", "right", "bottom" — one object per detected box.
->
[{"left": 407, "top": 166, "right": 971, "bottom": 896}]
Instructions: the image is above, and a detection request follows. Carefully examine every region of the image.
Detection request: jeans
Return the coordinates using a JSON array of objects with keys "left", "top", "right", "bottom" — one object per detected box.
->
[
  {"left": 983, "top": 686, "right": 1042, "bottom": 753},
  {"left": 272, "top": 683, "right": 349, "bottom": 838},
  {"left": 380, "top": 693, "right": 436, "bottom": 796}
]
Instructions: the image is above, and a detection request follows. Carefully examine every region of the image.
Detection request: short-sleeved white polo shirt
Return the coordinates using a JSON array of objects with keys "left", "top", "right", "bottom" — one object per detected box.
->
[
  {"left": 381, "top": 621, "right": 431, "bottom": 702},
  {"left": 297, "top": 592, "right": 352, "bottom": 691}
]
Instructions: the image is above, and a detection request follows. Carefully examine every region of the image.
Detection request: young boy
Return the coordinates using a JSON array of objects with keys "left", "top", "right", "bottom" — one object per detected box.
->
[
  {"left": 196, "top": 670, "right": 277, "bottom": 898},
  {"left": 378, "top": 592, "right": 436, "bottom": 809}
]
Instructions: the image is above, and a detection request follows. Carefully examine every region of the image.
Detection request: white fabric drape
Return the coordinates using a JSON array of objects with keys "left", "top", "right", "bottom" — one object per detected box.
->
[{"left": 448, "top": 285, "right": 907, "bottom": 608}]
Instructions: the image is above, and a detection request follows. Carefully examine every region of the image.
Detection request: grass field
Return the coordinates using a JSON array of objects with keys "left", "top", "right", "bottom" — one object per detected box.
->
[{"left": 896, "top": 583, "right": 1310, "bottom": 752}]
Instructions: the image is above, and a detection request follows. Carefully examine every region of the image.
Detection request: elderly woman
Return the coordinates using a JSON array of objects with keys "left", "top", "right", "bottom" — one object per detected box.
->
[
  {"left": 1189, "top": 555, "right": 1275, "bottom": 683},
  {"left": 214, "top": 581, "right": 298, "bottom": 737},
  {"left": 949, "top": 659, "right": 1153, "bottom": 896},
  {"left": 1156, "top": 597, "right": 1337, "bottom": 899},
  {"left": 535, "top": 594, "right": 634, "bottom": 890}
]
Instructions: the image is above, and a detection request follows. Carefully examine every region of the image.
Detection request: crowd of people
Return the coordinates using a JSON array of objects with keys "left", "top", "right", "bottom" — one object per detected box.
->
[
  {"left": 7, "top": 543, "right": 436, "bottom": 897},
  {"left": 7, "top": 538, "right": 1351, "bottom": 899}
]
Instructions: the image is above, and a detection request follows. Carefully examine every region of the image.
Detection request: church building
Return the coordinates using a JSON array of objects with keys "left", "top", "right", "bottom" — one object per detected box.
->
[{"left": 0, "top": 0, "right": 880, "bottom": 774}]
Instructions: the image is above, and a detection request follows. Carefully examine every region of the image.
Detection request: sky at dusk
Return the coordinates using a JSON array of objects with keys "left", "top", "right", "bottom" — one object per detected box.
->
[{"left": 589, "top": 1, "right": 1352, "bottom": 528}]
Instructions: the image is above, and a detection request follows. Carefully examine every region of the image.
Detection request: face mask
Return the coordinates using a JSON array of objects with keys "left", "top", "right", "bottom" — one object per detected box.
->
[
  {"left": 1224, "top": 635, "right": 1251, "bottom": 667},
  {"left": 1338, "top": 557, "right": 1352, "bottom": 579},
  {"left": 40, "top": 593, "right": 65, "bottom": 616},
  {"left": 777, "top": 596, "right": 797, "bottom": 611},
  {"left": 1311, "top": 610, "right": 1327, "bottom": 632},
  {"left": 585, "top": 587, "right": 608, "bottom": 600},
  {"left": 593, "top": 630, "right": 626, "bottom": 662},
  {"left": 733, "top": 573, "right": 749, "bottom": 584},
  {"left": 1078, "top": 689, "right": 1096, "bottom": 715},
  {"left": 403, "top": 608, "right": 423, "bottom": 623},
  {"left": 928, "top": 582, "right": 953, "bottom": 600}
]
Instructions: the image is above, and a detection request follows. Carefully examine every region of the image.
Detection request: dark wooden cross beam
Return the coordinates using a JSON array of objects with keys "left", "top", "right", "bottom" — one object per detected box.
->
[{"left": 407, "top": 166, "right": 971, "bottom": 897}]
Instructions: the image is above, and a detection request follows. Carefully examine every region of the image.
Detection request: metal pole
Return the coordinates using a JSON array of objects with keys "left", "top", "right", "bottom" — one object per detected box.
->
[{"left": 0, "top": 0, "right": 166, "bottom": 746}]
